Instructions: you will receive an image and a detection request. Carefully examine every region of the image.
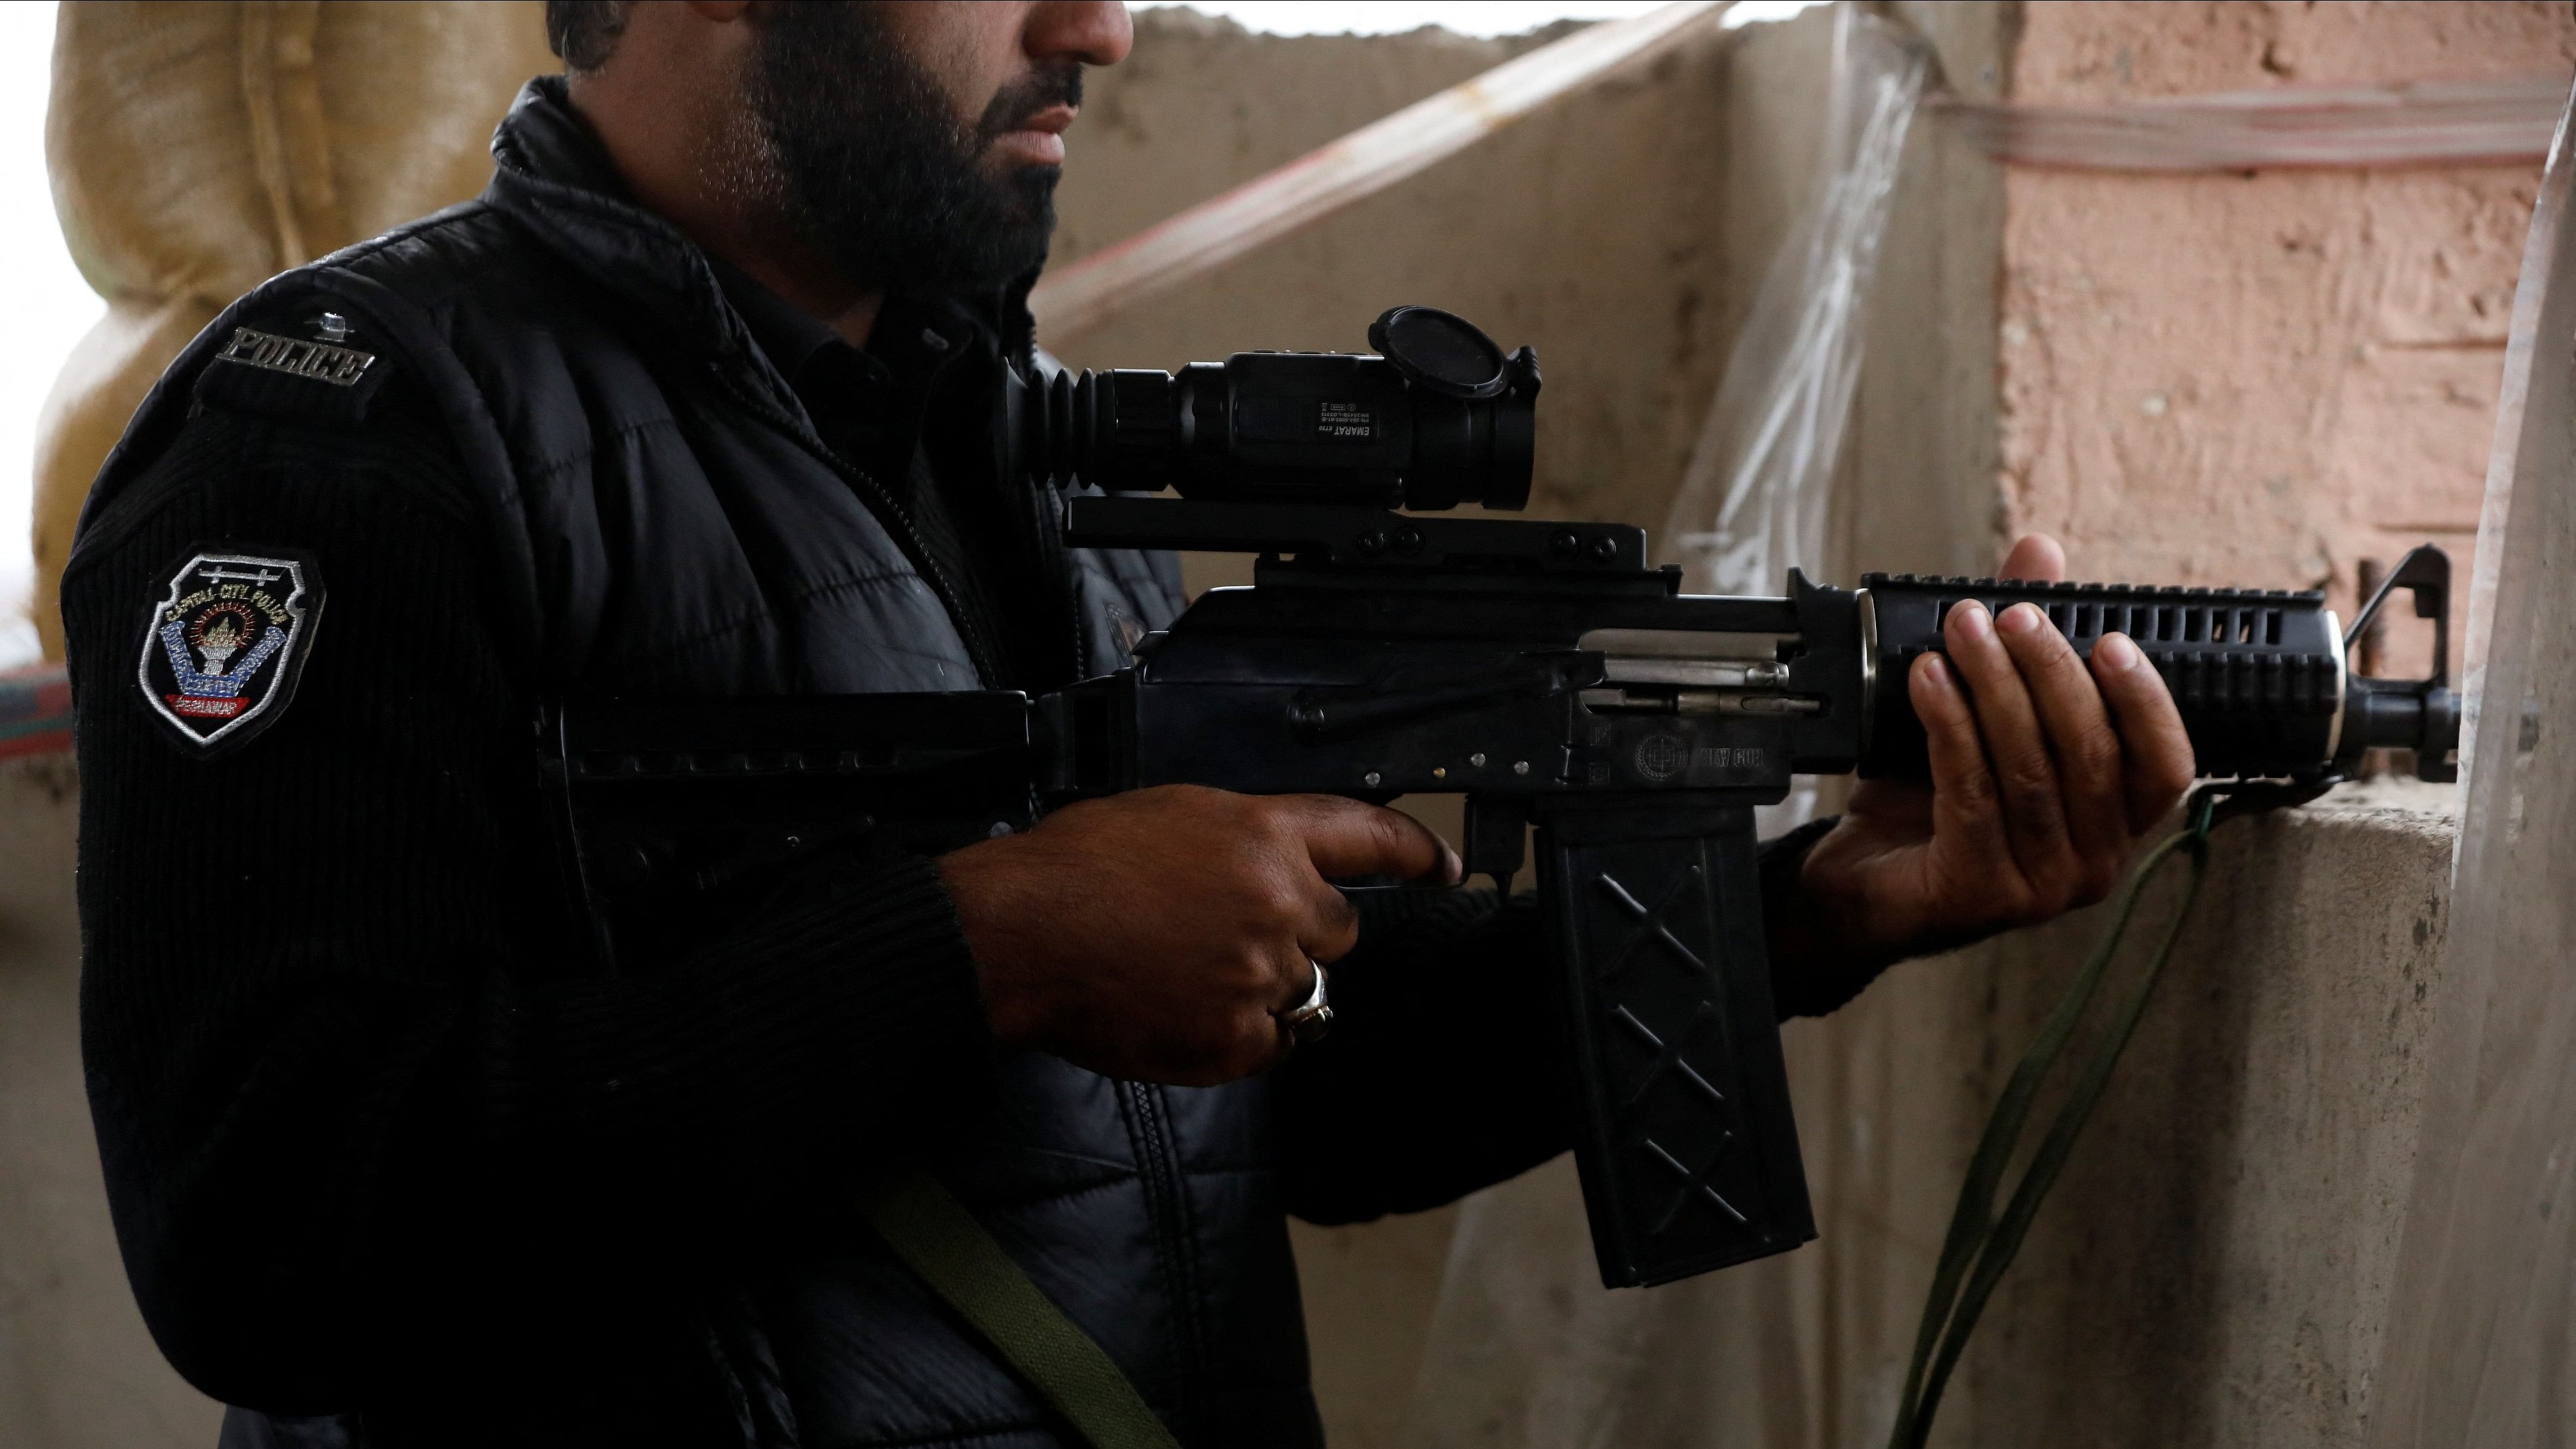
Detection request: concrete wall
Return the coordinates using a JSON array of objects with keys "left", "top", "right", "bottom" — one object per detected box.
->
[
  {"left": 1839, "top": 1, "right": 2018, "bottom": 583},
  {"left": 1053, "top": 11, "right": 1745, "bottom": 537}
]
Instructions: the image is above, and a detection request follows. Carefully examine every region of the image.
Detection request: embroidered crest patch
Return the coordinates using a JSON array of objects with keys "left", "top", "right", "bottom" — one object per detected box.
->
[{"left": 136, "top": 549, "right": 323, "bottom": 753}]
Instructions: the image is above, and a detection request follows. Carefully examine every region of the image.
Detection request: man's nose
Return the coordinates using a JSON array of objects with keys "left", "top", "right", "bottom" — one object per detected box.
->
[{"left": 1025, "top": 1, "right": 1134, "bottom": 68}]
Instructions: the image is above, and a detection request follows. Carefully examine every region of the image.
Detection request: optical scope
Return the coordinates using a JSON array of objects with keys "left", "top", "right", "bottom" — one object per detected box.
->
[{"left": 1013, "top": 305, "right": 1541, "bottom": 510}]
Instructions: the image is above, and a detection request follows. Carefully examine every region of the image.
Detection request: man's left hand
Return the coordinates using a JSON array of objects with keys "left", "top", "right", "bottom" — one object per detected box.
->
[{"left": 1783, "top": 534, "right": 2199, "bottom": 973}]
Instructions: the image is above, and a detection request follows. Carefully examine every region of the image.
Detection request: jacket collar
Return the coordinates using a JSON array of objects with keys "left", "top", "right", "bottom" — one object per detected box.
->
[{"left": 482, "top": 77, "right": 1042, "bottom": 369}]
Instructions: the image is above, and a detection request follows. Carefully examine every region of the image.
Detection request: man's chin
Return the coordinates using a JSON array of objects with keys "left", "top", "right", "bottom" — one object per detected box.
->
[
  {"left": 990, "top": 174, "right": 1061, "bottom": 251},
  {"left": 984, "top": 157, "right": 1065, "bottom": 192}
]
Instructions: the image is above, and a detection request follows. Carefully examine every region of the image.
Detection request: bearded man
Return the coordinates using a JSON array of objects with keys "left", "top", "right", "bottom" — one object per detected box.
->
[{"left": 63, "top": 4, "right": 2193, "bottom": 1446}]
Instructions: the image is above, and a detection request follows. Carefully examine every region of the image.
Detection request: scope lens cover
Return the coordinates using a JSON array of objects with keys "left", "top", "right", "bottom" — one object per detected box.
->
[{"left": 1370, "top": 306, "right": 1510, "bottom": 399}]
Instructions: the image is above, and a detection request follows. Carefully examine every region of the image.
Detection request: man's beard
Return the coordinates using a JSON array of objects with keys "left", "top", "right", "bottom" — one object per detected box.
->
[{"left": 744, "top": 4, "right": 1076, "bottom": 297}]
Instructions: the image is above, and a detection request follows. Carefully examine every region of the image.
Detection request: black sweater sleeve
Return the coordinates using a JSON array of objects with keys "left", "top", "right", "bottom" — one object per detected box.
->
[
  {"left": 1273, "top": 819, "right": 1857, "bottom": 1225},
  {"left": 65, "top": 407, "right": 994, "bottom": 1410}
]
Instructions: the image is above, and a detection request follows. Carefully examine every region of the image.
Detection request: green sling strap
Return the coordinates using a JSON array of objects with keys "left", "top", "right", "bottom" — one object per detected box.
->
[
  {"left": 1887, "top": 781, "right": 2318, "bottom": 1448},
  {"left": 858, "top": 1169, "right": 1185, "bottom": 1449}
]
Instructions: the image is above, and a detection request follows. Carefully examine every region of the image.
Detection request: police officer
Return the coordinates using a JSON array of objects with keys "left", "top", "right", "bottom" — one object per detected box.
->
[{"left": 64, "top": 4, "right": 2195, "bottom": 1446}]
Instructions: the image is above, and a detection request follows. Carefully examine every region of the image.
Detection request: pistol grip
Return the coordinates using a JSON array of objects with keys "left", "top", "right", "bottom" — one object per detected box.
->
[{"left": 1535, "top": 796, "right": 1817, "bottom": 1288}]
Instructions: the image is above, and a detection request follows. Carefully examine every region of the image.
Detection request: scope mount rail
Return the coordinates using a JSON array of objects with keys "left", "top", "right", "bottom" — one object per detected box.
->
[{"left": 1066, "top": 495, "right": 1651, "bottom": 574}]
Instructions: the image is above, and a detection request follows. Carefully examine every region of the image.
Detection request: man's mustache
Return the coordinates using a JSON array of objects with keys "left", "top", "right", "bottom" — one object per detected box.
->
[{"left": 976, "top": 61, "right": 1083, "bottom": 149}]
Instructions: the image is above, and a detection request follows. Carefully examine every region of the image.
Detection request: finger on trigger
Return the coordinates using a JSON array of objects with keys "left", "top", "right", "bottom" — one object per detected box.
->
[
  {"left": 1290, "top": 795, "right": 1457, "bottom": 884},
  {"left": 2090, "top": 632, "right": 2197, "bottom": 832}
]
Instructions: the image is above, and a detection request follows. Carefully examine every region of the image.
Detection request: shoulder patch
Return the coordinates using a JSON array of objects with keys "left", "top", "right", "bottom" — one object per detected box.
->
[
  {"left": 196, "top": 316, "right": 391, "bottom": 426},
  {"left": 136, "top": 548, "right": 325, "bottom": 754}
]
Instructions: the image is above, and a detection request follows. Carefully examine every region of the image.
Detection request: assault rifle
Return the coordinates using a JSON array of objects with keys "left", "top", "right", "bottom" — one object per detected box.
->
[{"left": 546, "top": 308, "right": 2459, "bottom": 1290}]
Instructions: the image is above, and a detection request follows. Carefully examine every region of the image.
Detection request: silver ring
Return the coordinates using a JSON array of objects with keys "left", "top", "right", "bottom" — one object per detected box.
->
[{"left": 1282, "top": 960, "right": 1334, "bottom": 1046}]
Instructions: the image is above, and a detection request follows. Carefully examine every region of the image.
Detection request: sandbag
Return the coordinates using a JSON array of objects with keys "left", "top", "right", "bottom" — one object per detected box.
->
[{"left": 33, "top": 0, "right": 554, "bottom": 657}]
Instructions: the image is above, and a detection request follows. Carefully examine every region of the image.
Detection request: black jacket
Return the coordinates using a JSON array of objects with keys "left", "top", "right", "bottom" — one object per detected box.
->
[{"left": 65, "top": 80, "right": 1839, "bottom": 1448}]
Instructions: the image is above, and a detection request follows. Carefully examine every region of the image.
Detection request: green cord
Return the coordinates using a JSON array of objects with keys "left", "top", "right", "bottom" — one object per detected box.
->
[
  {"left": 1886, "top": 791, "right": 2223, "bottom": 1449},
  {"left": 859, "top": 1169, "right": 1185, "bottom": 1449}
]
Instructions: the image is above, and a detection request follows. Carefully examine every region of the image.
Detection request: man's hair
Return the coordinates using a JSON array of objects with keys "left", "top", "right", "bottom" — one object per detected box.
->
[{"left": 545, "top": 0, "right": 632, "bottom": 72}]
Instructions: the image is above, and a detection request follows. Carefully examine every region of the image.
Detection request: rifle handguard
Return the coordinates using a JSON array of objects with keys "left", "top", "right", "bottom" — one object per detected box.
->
[{"left": 1857, "top": 543, "right": 2459, "bottom": 784}]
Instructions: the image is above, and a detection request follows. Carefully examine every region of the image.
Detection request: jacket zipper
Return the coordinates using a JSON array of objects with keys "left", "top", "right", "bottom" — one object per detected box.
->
[
  {"left": 703, "top": 361, "right": 1009, "bottom": 688},
  {"left": 1121, "top": 1080, "right": 1207, "bottom": 1440},
  {"left": 1029, "top": 479, "right": 1091, "bottom": 682}
]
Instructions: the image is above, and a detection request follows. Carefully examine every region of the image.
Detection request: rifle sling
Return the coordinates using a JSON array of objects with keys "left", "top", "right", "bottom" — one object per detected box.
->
[
  {"left": 858, "top": 1168, "right": 1184, "bottom": 1449},
  {"left": 1889, "top": 783, "right": 2287, "bottom": 1448}
]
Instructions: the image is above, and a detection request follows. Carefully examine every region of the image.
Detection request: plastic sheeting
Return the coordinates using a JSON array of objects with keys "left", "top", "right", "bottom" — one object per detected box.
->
[
  {"left": 2362, "top": 79, "right": 2576, "bottom": 1449},
  {"left": 1658, "top": 6, "right": 1928, "bottom": 599},
  {"left": 1656, "top": 5, "right": 1927, "bottom": 831}
]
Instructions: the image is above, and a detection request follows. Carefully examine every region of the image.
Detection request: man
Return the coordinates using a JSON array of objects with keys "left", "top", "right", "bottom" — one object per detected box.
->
[{"left": 63, "top": 3, "right": 2193, "bottom": 1446}]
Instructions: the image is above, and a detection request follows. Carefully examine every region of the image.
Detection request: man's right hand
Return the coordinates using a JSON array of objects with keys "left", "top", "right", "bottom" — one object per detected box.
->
[{"left": 940, "top": 785, "right": 1461, "bottom": 1086}]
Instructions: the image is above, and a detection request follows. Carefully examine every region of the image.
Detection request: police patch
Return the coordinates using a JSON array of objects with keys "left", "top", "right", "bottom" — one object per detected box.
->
[
  {"left": 136, "top": 549, "right": 323, "bottom": 753},
  {"left": 196, "top": 319, "right": 390, "bottom": 426}
]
